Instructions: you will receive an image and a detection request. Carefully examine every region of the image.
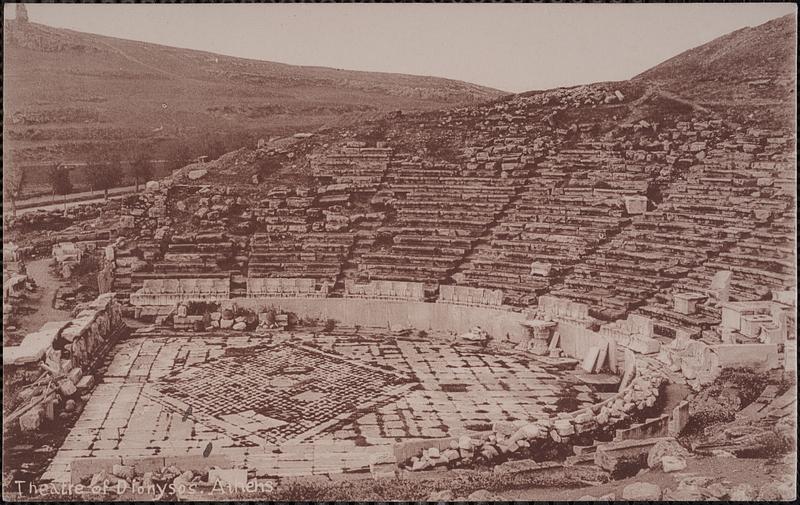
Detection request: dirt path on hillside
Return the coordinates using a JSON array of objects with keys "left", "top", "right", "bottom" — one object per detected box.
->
[{"left": 16, "top": 258, "right": 73, "bottom": 333}]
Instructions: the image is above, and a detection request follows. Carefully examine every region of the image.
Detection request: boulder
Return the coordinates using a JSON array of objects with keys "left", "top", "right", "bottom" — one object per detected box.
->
[
  {"left": 232, "top": 321, "right": 247, "bottom": 331},
  {"left": 441, "top": 449, "right": 460, "bottom": 462},
  {"left": 90, "top": 470, "right": 108, "bottom": 487},
  {"left": 466, "top": 489, "right": 494, "bottom": 501},
  {"left": 729, "top": 483, "right": 757, "bottom": 501},
  {"left": 646, "top": 438, "right": 688, "bottom": 469},
  {"left": 19, "top": 406, "right": 44, "bottom": 432},
  {"left": 707, "top": 482, "right": 729, "bottom": 499},
  {"left": 458, "top": 435, "right": 473, "bottom": 451},
  {"left": 595, "top": 438, "right": 659, "bottom": 473},
  {"left": 76, "top": 375, "right": 95, "bottom": 392},
  {"left": 660, "top": 455, "right": 686, "bottom": 472},
  {"left": 510, "top": 423, "right": 544, "bottom": 443},
  {"left": 67, "top": 367, "right": 83, "bottom": 385},
  {"left": 208, "top": 468, "right": 247, "bottom": 488},
  {"left": 621, "top": 482, "right": 661, "bottom": 501},
  {"left": 429, "top": 490, "right": 454, "bottom": 501},
  {"left": 757, "top": 481, "right": 793, "bottom": 501},
  {"left": 219, "top": 319, "right": 234, "bottom": 329},
  {"left": 58, "top": 378, "right": 78, "bottom": 397},
  {"left": 188, "top": 169, "right": 207, "bottom": 180},
  {"left": 112, "top": 464, "right": 136, "bottom": 481},
  {"left": 553, "top": 419, "right": 575, "bottom": 437}
]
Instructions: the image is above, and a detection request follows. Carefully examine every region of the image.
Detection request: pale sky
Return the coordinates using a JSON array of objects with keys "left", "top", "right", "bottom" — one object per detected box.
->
[{"left": 5, "top": 3, "right": 797, "bottom": 93}]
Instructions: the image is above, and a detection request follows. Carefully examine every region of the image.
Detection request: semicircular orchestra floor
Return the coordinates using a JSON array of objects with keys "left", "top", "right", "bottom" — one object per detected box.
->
[{"left": 43, "top": 328, "right": 598, "bottom": 482}]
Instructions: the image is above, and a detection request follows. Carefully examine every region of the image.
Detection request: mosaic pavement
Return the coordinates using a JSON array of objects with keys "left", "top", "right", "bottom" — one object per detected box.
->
[{"left": 42, "top": 330, "right": 597, "bottom": 482}]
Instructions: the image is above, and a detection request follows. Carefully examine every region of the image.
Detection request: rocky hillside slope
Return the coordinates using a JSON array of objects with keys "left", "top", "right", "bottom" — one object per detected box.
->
[
  {"left": 633, "top": 13, "right": 796, "bottom": 125},
  {"left": 3, "top": 19, "right": 505, "bottom": 168}
]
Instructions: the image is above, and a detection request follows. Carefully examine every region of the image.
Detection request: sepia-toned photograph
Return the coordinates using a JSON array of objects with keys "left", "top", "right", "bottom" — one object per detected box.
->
[{"left": 2, "top": 2, "right": 797, "bottom": 502}]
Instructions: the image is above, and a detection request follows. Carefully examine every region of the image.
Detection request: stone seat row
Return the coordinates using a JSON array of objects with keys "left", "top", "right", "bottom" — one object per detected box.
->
[
  {"left": 395, "top": 208, "right": 499, "bottom": 220},
  {"left": 359, "top": 264, "right": 450, "bottom": 284},
  {"left": 391, "top": 244, "right": 468, "bottom": 257},
  {"left": 457, "top": 271, "right": 547, "bottom": 298},
  {"left": 378, "top": 225, "right": 481, "bottom": 238},
  {"left": 246, "top": 263, "right": 341, "bottom": 278},
  {"left": 248, "top": 251, "right": 346, "bottom": 262},
  {"left": 399, "top": 200, "right": 506, "bottom": 211},
  {"left": 361, "top": 252, "right": 459, "bottom": 268}
]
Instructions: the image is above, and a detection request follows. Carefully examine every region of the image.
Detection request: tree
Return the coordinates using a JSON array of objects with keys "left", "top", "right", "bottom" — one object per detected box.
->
[
  {"left": 131, "top": 153, "right": 153, "bottom": 192},
  {"left": 3, "top": 152, "right": 27, "bottom": 219},
  {"left": 47, "top": 163, "right": 73, "bottom": 212},
  {"left": 87, "top": 163, "right": 116, "bottom": 201}
]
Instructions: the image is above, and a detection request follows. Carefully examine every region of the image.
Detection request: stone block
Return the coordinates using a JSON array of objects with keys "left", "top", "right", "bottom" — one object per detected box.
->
[
  {"left": 208, "top": 468, "right": 247, "bottom": 487},
  {"left": 622, "top": 482, "right": 662, "bottom": 500},
  {"left": 594, "top": 438, "right": 667, "bottom": 473},
  {"left": 668, "top": 400, "right": 690, "bottom": 436},
  {"left": 163, "top": 454, "right": 232, "bottom": 472},
  {"left": 369, "top": 453, "right": 397, "bottom": 479},
  {"left": 614, "top": 414, "right": 670, "bottom": 441},
  {"left": 581, "top": 346, "right": 601, "bottom": 373},
  {"left": 19, "top": 405, "right": 44, "bottom": 433},
  {"left": 68, "top": 367, "right": 83, "bottom": 385},
  {"left": 58, "top": 378, "right": 78, "bottom": 397},
  {"left": 76, "top": 375, "right": 95, "bottom": 392},
  {"left": 71, "top": 456, "right": 123, "bottom": 484},
  {"left": 623, "top": 196, "right": 647, "bottom": 215},
  {"left": 710, "top": 343, "right": 779, "bottom": 371},
  {"left": 122, "top": 455, "right": 166, "bottom": 474},
  {"left": 188, "top": 169, "right": 207, "bottom": 180},
  {"left": 393, "top": 438, "right": 455, "bottom": 464},
  {"left": 629, "top": 336, "right": 660, "bottom": 354},
  {"left": 554, "top": 419, "right": 575, "bottom": 437}
]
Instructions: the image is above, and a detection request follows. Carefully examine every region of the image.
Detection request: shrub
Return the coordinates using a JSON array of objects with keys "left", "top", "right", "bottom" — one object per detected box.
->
[
  {"left": 323, "top": 318, "right": 337, "bottom": 332},
  {"left": 286, "top": 312, "right": 299, "bottom": 329},
  {"left": 260, "top": 306, "right": 277, "bottom": 325},
  {"left": 717, "top": 367, "right": 771, "bottom": 406}
]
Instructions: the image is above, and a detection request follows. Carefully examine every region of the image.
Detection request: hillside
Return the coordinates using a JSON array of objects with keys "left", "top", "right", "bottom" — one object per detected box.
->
[
  {"left": 2, "top": 19, "right": 505, "bottom": 180},
  {"left": 633, "top": 13, "right": 796, "bottom": 124}
]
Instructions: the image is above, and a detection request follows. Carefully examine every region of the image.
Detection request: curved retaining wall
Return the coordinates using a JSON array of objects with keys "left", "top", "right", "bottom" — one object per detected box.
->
[
  {"left": 232, "top": 297, "right": 532, "bottom": 342},
  {"left": 399, "top": 353, "right": 667, "bottom": 471}
]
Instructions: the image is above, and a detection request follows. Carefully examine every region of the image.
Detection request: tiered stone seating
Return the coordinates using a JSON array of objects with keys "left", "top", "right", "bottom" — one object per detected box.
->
[
  {"left": 155, "top": 232, "right": 241, "bottom": 274},
  {"left": 555, "top": 196, "right": 751, "bottom": 320},
  {"left": 627, "top": 130, "right": 796, "bottom": 338},
  {"left": 360, "top": 160, "right": 518, "bottom": 285},
  {"left": 312, "top": 143, "right": 392, "bottom": 193},
  {"left": 457, "top": 144, "right": 647, "bottom": 307},
  {"left": 247, "top": 232, "right": 353, "bottom": 284}
]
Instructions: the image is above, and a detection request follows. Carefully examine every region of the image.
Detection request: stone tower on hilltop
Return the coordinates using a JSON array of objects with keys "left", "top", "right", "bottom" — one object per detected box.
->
[{"left": 16, "top": 3, "right": 29, "bottom": 23}]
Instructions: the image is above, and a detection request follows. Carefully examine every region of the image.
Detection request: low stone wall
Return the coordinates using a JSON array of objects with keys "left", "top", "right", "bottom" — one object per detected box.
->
[
  {"left": 3, "top": 293, "right": 125, "bottom": 434},
  {"left": 232, "top": 297, "right": 532, "bottom": 342},
  {"left": 658, "top": 336, "right": 781, "bottom": 390}
]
